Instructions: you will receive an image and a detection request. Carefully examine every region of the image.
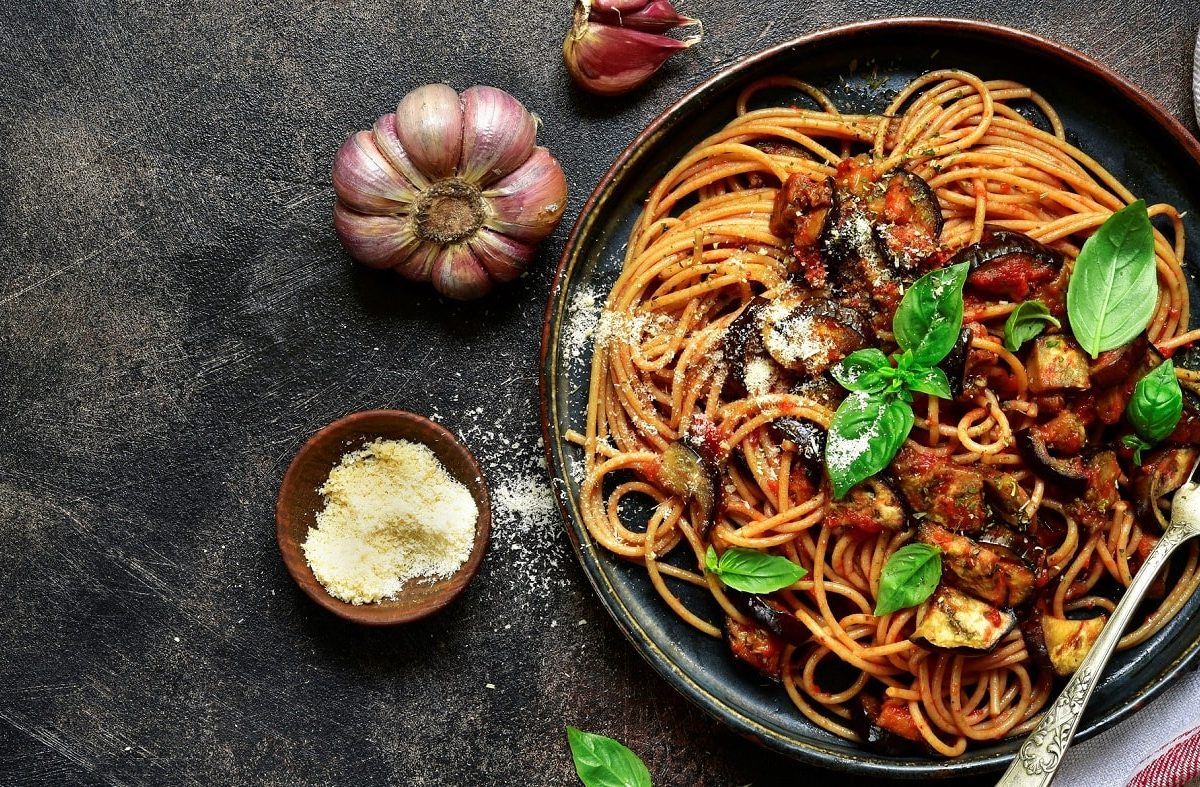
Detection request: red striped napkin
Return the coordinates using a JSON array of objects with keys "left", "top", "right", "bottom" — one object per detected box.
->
[{"left": 1054, "top": 672, "right": 1200, "bottom": 787}]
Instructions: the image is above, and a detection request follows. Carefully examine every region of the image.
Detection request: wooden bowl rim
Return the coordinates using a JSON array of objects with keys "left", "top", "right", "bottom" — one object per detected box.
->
[{"left": 275, "top": 409, "right": 491, "bottom": 626}]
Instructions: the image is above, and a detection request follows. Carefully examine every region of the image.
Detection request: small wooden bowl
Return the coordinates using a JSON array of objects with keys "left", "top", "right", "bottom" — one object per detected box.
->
[{"left": 276, "top": 409, "right": 491, "bottom": 625}]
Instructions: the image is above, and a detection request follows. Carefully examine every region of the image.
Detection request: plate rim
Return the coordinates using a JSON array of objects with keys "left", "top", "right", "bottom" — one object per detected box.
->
[{"left": 538, "top": 16, "right": 1200, "bottom": 777}]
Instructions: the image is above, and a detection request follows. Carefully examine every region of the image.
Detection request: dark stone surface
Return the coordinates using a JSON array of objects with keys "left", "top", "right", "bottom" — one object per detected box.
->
[{"left": 0, "top": 2, "right": 1196, "bottom": 785}]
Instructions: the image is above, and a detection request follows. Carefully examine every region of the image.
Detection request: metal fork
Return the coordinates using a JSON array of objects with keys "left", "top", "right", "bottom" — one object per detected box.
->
[{"left": 997, "top": 466, "right": 1200, "bottom": 786}]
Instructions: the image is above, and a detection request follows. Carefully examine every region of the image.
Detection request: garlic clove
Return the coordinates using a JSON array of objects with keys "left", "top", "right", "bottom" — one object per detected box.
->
[
  {"left": 458, "top": 86, "right": 538, "bottom": 187},
  {"left": 563, "top": 4, "right": 700, "bottom": 96},
  {"left": 481, "top": 147, "right": 568, "bottom": 242},
  {"left": 467, "top": 228, "right": 536, "bottom": 283},
  {"left": 372, "top": 113, "right": 431, "bottom": 190},
  {"left": 395, "top": 241, "right": 440, "bottom": 283},
  {"left": 333, "top": 204, "right": 423, "bottom": 270},
  {"left": 394, "top": 83, "right": 464, "bottom": 180},
  {"left": 332, "top": 131, "right": 417, "bottom": 214},
  {"left": 586, "top": 0, "right": 697, "bottom": 34},
  {"left": 432, "top": 244, "right": 493, "bottom": 300}
]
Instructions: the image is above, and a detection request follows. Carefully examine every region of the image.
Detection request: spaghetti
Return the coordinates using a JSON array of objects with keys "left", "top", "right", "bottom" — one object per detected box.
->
[{"left": 570, "top": 70, "right": 1200, "bottom": 757}]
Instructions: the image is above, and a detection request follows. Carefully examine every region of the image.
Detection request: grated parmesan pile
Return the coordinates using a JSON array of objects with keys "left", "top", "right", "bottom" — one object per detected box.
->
[{"left": 302, "top": 438, "right": 478, "bottom": 605}]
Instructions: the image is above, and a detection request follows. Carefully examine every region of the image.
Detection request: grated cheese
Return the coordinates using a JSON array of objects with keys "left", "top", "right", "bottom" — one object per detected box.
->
[{"left": 302, "top": 438, "right": 478, "bottom": 605}]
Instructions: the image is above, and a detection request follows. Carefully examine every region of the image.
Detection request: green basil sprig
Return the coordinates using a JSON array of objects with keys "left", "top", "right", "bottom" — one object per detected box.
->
[
  {"left": 892, "top": 262, "right": 970, "bottom": 365},
  {"left": 1066, "top": 201, "right": 1157, "bottom": 358},
  {"left": 1004, "top": 300, "right": 1061, "bottom": 352},
  {"left": 824, "top": 263, "right": 969, "bottom": 499},
  {"left": 875, "top": 543, "right": 942, "bottom": 616},
  {"left": 567, "top": 727, "right": 652, "bottom": 787},
  {"left": 825, "top": 391, "right": 914, "bottom": 500},
  {"left": 705, "top": 546, "right": 807, "bottom": 593},
  {"left": 1121, "top": 359, "right": 1183, "bottom": 462}
]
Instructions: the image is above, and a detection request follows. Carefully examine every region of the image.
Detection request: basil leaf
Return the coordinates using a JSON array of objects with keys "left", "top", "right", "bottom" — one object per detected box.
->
[
  {"left": 875, "top": 543, "right": 942, "bottom": 616},
  {"left": 831, "top": 348, "right": 890, "bottom": 392},
  {"left": 567, "top": 727, "right": 652, "bottom": 787},
  {"left": 902, "top": 366, "right": 952, "bottom": 399},
  {"left": 1122, "top": 433, "right": 1153, "bottom": 465},
  {"left": 1127, "top": 359, "right": 1182, "bottom": 442},
  {"left": 892, "top": 262, "right": 969, "bottom": 366},
  {"left": 705, "top": 545, "right": 807, "bottom": 593},
  {"left": 1066, "top": 200, "right": 1157, "bottom": 358},
  {"left": 1003, "top": 300, "right": 1061, "bottom": 352},
  {"left": 825, "top": 391, "right": 914, "bottom": 500}
]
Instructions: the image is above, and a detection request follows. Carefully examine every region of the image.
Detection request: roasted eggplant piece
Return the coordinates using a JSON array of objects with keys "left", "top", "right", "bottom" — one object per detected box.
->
[
  {"left": 890, "top": 444, "right": 987, "bottom": 532},
  {"left": 727, "top": 590, "right": 811, "bottom": 647},
  {"left": 1132, "top": 446, "right": 1199, "bottom": 527},
  {"left": 983, "top": 473, "right": 1033, "bottom": 528},
  {"left": 851, "top": 694, "right": 925, "bottom": 755},
  {"left": 1067, "top": 450, "right": 1122, "bottom": 531},
  {"left": 1094, "top": 337, "right": 1166, "bottom": 425},
  {"left": 1031, "top": 411, "right": 1088, "bottom": 454},
  {"left": 790, "top": 374, "right": 841, "bottom": 409},
  {"left": 770, "top": 174, "right": 835, "bottom": 249},
  {"left": 1026, "top": 334, "right": 1091, "bottom": 394},
  {"left": 978, "top": 522, "right": 1043, "bottom": 567},
  {"left": 917, "top": 523, "right": 1036, "bottom": 607},
  {"left": 872, "top": 170, "right": 943, "bottom": 270},
  {"left": 938, "top": 326, "right": 973, "bottom": 399},
  {"left": 722, "top": 298, "right": 769, "bottom": 399},
  {"left": 725, "top": 615, "right": 785, "bottom": 680},
  {"left": 761, "top": 298, "right": 872, "bottom": 378},
  {"left": 825, "top": 477, "right": 908, "bottom": 534},
  {"left": 770, "top": 417, "right": 826, "bottom": 469},
  {"left": 1089, "top": 334, "right": 1149, "bottom": 387},
  {"left": 955, "top": 229, "right": 1064, "bottom": 302},
  {"left": 912, "top": 585, "right": 1017, "bottom": 652},
  {"left": 1038, "top": 614, "right": 1106, "bottom": 677},
  {"left": 1015, "top": 429, "right": 1086, "bottom": 489},
  {"left": 658, "top": 440, "right": 720, "bottom": 537},
  {"left": 771, "top": 174, "right": 836, "bottom": 289}
]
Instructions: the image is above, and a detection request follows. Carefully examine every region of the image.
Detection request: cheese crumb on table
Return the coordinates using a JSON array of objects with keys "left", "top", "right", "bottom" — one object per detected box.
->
[{"left": 302, "top": 438, "right": 477, "bottom": 605}]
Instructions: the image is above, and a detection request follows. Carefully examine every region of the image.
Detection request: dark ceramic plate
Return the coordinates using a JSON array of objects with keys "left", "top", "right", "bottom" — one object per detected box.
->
[{"left": 540, "top": 18, "right": 1200, "bottom": 778}]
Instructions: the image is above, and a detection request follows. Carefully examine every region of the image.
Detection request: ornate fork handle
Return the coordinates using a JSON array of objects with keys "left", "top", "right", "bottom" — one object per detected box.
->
[{"left": 997, "top": 482, "right": 1200, "bottom": 787}]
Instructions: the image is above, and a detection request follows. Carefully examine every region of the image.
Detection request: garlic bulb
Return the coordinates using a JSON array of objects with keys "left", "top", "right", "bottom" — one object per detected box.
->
[
  {"left": 563, "top": 0, "right": 702, "bottom": 96},
  {"left": 332, "top": 84, "right": 568, "bottom": 300}
]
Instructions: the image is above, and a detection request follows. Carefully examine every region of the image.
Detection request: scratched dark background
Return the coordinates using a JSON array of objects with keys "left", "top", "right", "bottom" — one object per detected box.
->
[{"left": 0, "top": 2, "right": 1198, "bottom": 786}]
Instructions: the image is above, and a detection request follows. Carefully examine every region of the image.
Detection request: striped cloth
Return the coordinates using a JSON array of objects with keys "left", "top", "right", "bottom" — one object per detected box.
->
[{"left": 1054, "top": 672, "right": 1200, "bottom": 787}]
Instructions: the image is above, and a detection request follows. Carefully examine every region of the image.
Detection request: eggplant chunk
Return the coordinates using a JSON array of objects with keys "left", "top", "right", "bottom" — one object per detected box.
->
[
  {"left": 1041, "top": 614, "right": 1106, "bottom": 677},
  {"left": 725, "top": 616, "right": 784, "bottom": 681},
  {"left": 722, "top": 298, "right": 769, "bottom": 400},
  {"left": 851, "top": 694, "right": 925, "bottom": 755},
  {"left": 1031, "top": 411, "right": 1088, "bottom": 454},
  {"left": 1015, "top": 429, "right": 1086, "bottom": 489},
  {"left": 978, "top": 522, "right": 1043, "bottom": 566},
  {"left": 1026, "top": 334, "right": 1091, "bottom": 394},
  {"left": 761, "top": 299, "right": 871, "bottom": 377},
  {"left": 890, "top": 444, "right": 987, "bottom": 532},
  {"left": 955, "top": 229, "right": 1064, "bottom": 303},
  {"left": 1132, "top": 446, "right": 1199, "bottom": 527},
  {"left": 770, "top": 417, "right": 826, "bottom": 469},
  {"left": 658, "top": 441, "right": 720, "bottom": 537},
  {"left": 770, "top": 174, "right": 835, "bottom": 250},
  {"left": 727, "top": 590, "right": 811, "bottom": 647},
  {"left": 911, "top": 586, "right": 1017, "bottom": 652},
  {"left": 917, "top": 523, "right": 1035, "bottom": 607},
  {"left": 1090, "top": 335, "right": 1149, "bottom": 387},
  {"left": 872, "top": 170, "right": 943, "bottom": 270},
  {"left": 1067, "top": 450, "right": 1122, "bottom": 531},
  {"left": 825, "top": 478, "right": 907, "bottom": 534},
  {"left": 983, "top": 473, "right": 1033, "bottom": 528}
]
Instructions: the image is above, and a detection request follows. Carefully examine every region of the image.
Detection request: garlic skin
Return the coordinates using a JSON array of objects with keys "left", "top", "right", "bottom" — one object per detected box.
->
[
  {"left": 563, "top": 0, "right": 701, "bottom": 96},
  {"left": 332, "top": 84, "right": 567, "bottom": 300}
]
